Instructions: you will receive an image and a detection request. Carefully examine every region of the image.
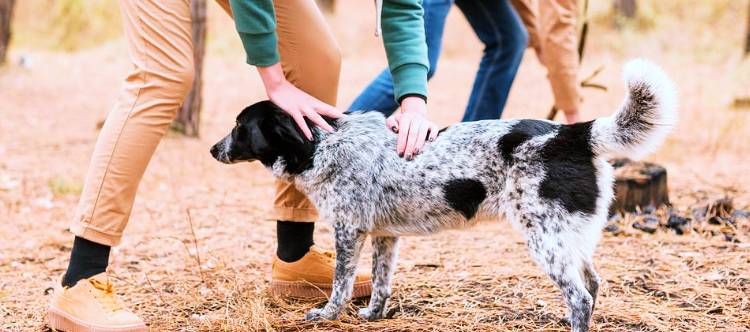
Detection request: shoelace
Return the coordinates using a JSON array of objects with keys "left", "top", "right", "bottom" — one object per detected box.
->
[{"left": 89, "top": 278, "right": 124, "bottom": 312}]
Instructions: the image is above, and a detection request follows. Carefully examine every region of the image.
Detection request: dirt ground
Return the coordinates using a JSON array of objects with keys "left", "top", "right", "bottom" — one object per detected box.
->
[{"left": 1, "top": 1, "right": 750, "bottom": 331}]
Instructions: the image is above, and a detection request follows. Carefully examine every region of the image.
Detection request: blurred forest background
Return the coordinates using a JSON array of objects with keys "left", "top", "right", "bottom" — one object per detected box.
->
[{"left": 1, "top": 0, "right": 749, "bottom": 331}]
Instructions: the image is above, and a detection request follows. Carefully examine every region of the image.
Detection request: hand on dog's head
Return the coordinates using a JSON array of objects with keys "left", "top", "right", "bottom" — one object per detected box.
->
[{"left": 210, "top": 101, "right": 319, "bottom": 174}]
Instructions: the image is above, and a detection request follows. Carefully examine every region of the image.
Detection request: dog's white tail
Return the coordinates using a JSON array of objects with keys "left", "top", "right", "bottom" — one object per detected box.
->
[{"left": 591, "top": 59, "right": 678, "bottom": 159}]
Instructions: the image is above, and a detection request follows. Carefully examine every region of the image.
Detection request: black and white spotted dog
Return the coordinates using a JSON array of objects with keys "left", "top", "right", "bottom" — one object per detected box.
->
[{"left": 211, "top": 59, "right": 676, "bottom": 332}]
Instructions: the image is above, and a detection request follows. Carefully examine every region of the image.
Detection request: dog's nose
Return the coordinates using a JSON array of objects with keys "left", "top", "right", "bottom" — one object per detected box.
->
[{"left": 210, "top": 144, "right": 219, "bottom": 159}]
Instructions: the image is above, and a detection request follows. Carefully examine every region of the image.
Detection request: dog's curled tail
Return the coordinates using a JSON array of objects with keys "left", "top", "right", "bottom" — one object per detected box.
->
[{"left": 591, "top": 59, "right": 678, "bottom": 159}]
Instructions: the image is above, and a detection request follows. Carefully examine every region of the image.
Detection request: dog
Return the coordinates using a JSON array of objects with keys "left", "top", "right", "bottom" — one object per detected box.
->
[{"left": 211, "top": 59, "right": 677, "bottom": 332}]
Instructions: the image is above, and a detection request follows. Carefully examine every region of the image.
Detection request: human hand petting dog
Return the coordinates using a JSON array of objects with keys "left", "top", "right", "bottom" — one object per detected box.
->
[
  {"left": 257, "top": 63, "right": 343, "bottom": 140},
  {"left": 386, "top": 96, "right": 440, "bottom": 160}
]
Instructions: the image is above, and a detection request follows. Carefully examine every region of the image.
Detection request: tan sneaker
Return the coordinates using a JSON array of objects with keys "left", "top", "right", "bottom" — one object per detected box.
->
[
  {"left": 47, "top": 273, "right": 147, "bottom": 332},
  {"left": 271, "top": 246, "right": 371, "bottom": 299}
]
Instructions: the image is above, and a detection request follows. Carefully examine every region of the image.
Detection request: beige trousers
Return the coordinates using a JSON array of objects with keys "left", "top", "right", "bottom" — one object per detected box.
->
[
  {"left": 71, "top": 0, "right": 338, "bottom": 246},
  {"left": 511, "top": 0, "right": 580, "bottom": 111}
]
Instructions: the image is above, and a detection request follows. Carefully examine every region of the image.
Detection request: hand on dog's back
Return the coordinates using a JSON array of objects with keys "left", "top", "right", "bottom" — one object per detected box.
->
[
  {"left": 258, "top": 63, "right": 342, "bottom": 140},
  {"left": 386, "top": 96, "right": 440, "bottom": 160}
]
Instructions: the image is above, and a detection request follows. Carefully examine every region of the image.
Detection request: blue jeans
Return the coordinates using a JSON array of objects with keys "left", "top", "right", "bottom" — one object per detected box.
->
[{"left": 348, "top": 0, "right": 527, "bottom": 122}]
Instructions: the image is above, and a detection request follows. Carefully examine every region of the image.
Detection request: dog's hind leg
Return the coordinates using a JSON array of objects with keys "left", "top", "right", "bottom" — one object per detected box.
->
[
  {"left": 305, "top": 226, "right": 367, "bottom": 321},
  {"left": 359, "top": 236, "right": 399, "bottom": 321},
  {"left": 526, "top": 231, "right": 594, "bottom": 332},
  {"left": 581, "top": 261, "right": 600, "bottom": 312}
]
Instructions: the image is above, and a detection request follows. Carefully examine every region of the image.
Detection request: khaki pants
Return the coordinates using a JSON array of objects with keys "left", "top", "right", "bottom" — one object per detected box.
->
[
  {"left": 511, "top": 0, "right": 580, "bottom": 111},
  {"left": 71, "top": 0, "right": 337, "bottom": 246}
]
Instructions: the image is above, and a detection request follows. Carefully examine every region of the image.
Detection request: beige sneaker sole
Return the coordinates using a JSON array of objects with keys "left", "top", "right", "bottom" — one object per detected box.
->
[
  {"left": 46, "top": 306, "right": 147, "bottom": 332},
  {"left": 270, "top": 280, "right": 371, "bottom": 299}
]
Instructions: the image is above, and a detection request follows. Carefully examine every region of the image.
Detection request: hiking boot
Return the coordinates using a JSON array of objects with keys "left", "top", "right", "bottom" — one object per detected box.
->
[
  {"left": 47, "top": 273, "right": 147, "bottom": 332},
  {"left": 271, "top": 246, "right": 371, "bottom": 298}
]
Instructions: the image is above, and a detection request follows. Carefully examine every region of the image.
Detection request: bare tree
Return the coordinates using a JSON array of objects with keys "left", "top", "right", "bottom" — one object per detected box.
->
[
  {"left": 173, "top": 0, "right": 207, "bottom": 137},
  {"left": 0, "top": 0, "right": 14, "bottom": 65},
  {"left": 614, "top": 0, "right": 637, "bottom": 18},
  {"left": 316, "top": 0, "right": 335, "bottom": 13}
]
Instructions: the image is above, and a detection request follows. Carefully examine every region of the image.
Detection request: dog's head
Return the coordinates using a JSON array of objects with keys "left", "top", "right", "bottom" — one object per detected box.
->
[{"left": 210, "top": 101, "right": 318, "bottom": 174}]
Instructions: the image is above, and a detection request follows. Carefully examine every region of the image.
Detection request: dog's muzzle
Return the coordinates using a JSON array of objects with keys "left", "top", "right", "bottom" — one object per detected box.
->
[{"left": 210, "top": 138, "right": 231, "bottom": 164}]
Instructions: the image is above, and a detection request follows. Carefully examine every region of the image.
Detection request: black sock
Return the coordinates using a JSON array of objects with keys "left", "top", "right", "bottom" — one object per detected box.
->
[
  {"left": 61, "top": 236, "right": 111, "bottom": 287},
  {"left": 276, "top": 221, "right": 314, "bottom": 263}
]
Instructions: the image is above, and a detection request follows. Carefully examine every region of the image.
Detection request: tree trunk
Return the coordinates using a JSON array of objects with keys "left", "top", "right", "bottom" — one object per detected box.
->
[
  {"left": 173, "top": 0, "right": 207, "bottom": 137},
  {"left": 609, "top": 158, "right": 670, "bottom": 214},
  {"left": 613, "top": 0, "right": 637, "bottom": 18},
  {"left": 316, "top": 0, "right": 335, "bottom": 13},
  {"left": 0, "top": 0, "right": 14, "bottom": 66},
  {"left": 745, "top": 0, "right": 750, "bottom": 55}
]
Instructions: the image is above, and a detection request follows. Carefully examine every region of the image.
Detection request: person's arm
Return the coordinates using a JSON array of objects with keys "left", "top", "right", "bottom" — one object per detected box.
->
[
  {"left": 228, "top": 0, "right": 279, "bottom": 66},
  {"left": 228, "top": 0, "right": 342, "bottom": 140},
  {"left": 381, "top": 0, "right": 429, "bottom": 102},
  {"left": 538, "top": 0, "right": 580, "bottom": 123},
  {"left": 381, "top": 0, "right": 439, "bottom": 159}
]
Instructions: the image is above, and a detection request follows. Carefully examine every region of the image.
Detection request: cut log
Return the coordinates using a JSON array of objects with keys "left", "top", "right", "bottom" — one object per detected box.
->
[{"left": 610, "top": 158, "right": 670, "bottom": 214}]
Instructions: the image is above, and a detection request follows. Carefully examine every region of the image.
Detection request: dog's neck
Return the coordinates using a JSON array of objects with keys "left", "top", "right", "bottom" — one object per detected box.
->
[
  {"left": 271, "top": 112, "right": 385, "bottom": 195},
  {"left": 266, "top": 120, "right": 337, "bottom": 180}
]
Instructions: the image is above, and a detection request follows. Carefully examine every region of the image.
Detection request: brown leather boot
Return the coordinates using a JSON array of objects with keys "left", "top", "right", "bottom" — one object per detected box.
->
[
  {"left": 47, "top": 273, "right": 147, "bottom": 332},
  {"left": 271, "top": 246, "right": 371, "bottom": 299}
]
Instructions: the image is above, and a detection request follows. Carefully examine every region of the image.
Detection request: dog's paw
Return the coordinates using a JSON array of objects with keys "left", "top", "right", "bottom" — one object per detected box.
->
[
  {"left": 358, "top": 307, "right": 384, "bottom": 321},
  {"left": 305, "top": 308, "right": 337, "bottom": 321}
]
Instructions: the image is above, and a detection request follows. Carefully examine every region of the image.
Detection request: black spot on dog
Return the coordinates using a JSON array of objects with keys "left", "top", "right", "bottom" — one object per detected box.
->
[
  {"left": 498, "top": 120, "right": 558, "bottom": 162},
  {"left": 443, "top": 179, "right": 487, "bottom": 219},
  {"left": 539, "top": 121, "right": 598, "bottom": 214}
]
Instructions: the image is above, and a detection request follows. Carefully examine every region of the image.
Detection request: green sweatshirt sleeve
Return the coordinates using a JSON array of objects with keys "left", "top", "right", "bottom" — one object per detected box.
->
[
  {"left": 381, "top": 0, "right": 430, "bottom": 102},
  {"left": 228, "top": 0, "right": 280, "bottom": 67},
  {"left": 227, "top": 0, "right": 428, "bottom": 100}
]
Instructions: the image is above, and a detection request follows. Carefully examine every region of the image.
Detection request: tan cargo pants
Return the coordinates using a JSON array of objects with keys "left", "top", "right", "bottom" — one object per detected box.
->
[
  {"left": 71, "top": 0, "right": 338, "bottom": 246},
  {"left": 511, "top": 0, "right": 580, "bottom": 112}
]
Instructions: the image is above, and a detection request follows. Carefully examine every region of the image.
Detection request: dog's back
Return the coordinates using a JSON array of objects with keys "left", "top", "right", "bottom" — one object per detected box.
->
[
  {"left": 305, "top": 59, "right": 676, "bottom": 239},
  {"left": 305, "top": 113, "right": 515, "bottom": 234}
]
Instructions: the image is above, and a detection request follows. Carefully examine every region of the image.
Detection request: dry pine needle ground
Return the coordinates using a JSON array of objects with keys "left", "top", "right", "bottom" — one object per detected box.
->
[{"left": 2, "top": 1, "right": 750, "bottom": 330}]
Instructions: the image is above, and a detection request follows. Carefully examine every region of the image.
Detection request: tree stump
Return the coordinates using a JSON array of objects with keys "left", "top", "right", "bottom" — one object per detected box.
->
[
  {"left": 173, "top": 0, "right": 207, "bottom": 137},
  {"left": 609, "top": 158, "right": 670, "bottom": 214},
  {"left": 0, "top": 0, "right": 14, "bottom": 65}
]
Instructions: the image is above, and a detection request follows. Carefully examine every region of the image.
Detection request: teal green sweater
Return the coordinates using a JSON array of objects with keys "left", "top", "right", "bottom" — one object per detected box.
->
[{"left": 228, "top": 0, "right": 429, "bottom": 102}]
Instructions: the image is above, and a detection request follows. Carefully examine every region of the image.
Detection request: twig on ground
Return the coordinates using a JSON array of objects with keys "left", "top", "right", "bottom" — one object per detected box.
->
[{"left": 186, "top": 208, "right": 205, "bottom": 283}]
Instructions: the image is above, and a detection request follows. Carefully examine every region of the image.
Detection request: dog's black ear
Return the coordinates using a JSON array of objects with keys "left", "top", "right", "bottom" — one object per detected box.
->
[
  {"left": 273, "top": 120, "right": 308, "bottom": 146},
  {"left": 262, "top": 106, "right": 310, "bottom": 147},
  {"left": 257, "top": 105, "right": 316, "bottom": 174}
]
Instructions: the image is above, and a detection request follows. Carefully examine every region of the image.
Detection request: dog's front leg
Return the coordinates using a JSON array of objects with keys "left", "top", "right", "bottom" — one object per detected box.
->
[
  {"left": 359, "top": 236, "right": 399, "bottom": 321},
  {"left": 305, "top": 225, "right": 366, "bottom": 321}
]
